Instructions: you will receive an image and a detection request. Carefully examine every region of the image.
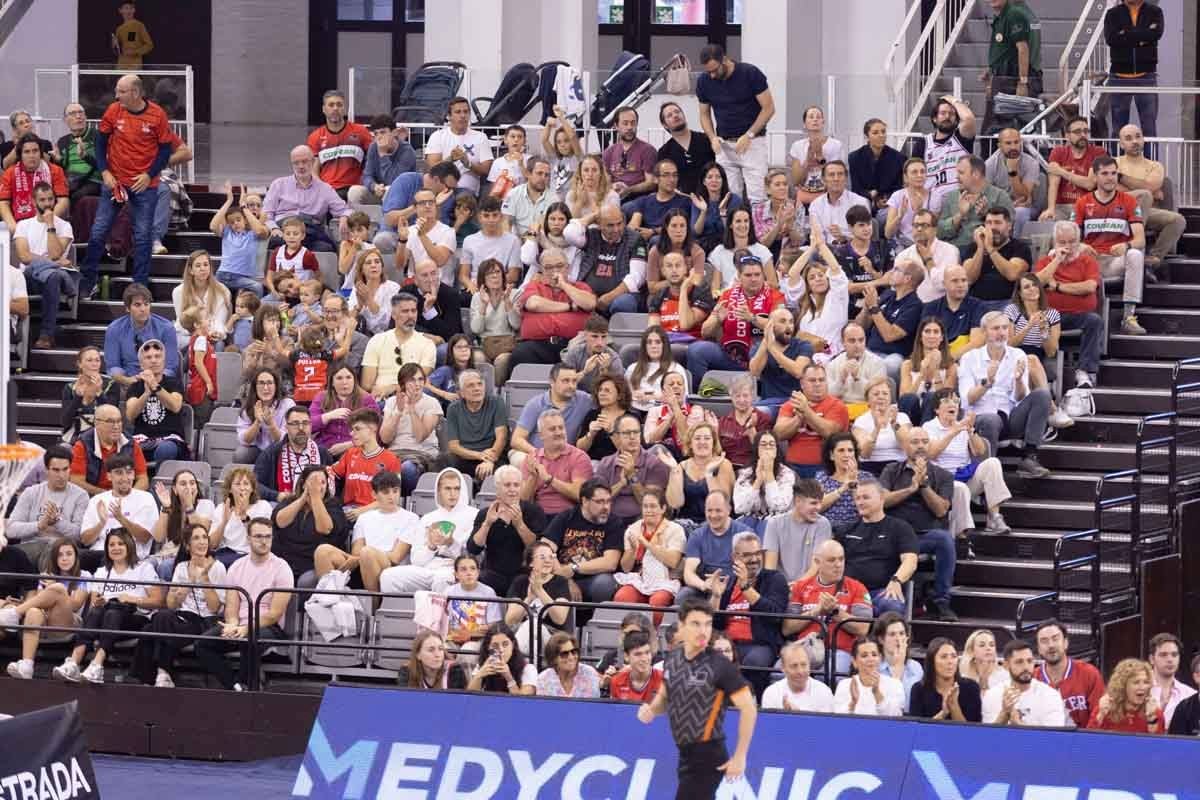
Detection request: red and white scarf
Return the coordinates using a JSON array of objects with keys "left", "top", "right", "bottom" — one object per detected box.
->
[
  {"left": 10, "top": 160, "right": 51, "bottom": 221},
  {"left": 278, "top": 438, "right": 322, "bottom": 494}
]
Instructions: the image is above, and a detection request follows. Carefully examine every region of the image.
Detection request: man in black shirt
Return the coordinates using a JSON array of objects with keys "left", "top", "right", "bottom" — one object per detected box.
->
[
  {"left": 125, "top": 338, "right": 189, "bottom": 463},
  {"left": 878, "top": 427, "right": 958, "bottom": 621},
  {"left": 836, "top": 480, "right": 918, "bottom": 618},
  {"left": 657, "top": 102, "right": 716, "bottom": 196},
  {"left": 408, "top": 257, "right": 462, "bottom": 349},
  {"left": 468, "top": 464, "right": 546, "bottom": 595},
  {"left": 540, "top": 478, "right": 622, "bottom": 603},
  {"left": 962, "top": 206, "right": 1030, "bottom": 310},
  {"left": 638, "top": 595, "right": 757, "bottom": 799},
  {"left": 696, "top": 43, "right": 775, "bottom": 205},
  {"left": 1167, "top": 652, "right": 1200, "bottom": 736}
]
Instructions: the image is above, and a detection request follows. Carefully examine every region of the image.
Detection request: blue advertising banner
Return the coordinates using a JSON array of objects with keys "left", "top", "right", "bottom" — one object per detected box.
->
[{"left": 292, "top": 686, "right": 1200, "bottom": 800}]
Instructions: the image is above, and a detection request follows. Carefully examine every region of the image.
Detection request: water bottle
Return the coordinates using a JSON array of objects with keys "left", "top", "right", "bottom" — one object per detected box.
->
[{"left": 99, "top": 275, "right": 110, "bottom": 301}]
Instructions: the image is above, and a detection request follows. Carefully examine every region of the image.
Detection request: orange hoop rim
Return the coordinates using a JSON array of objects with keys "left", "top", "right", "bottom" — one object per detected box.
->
[{"left": 0, "top": 443, "right": 42, "bottom": 461}]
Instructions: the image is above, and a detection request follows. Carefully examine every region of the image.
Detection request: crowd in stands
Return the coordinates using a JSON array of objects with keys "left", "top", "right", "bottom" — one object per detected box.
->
[{"left": 0, "top": 31, "right": 1192, "bottom": 734}]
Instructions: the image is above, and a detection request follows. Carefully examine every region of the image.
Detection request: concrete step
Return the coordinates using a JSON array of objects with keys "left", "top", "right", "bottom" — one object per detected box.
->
[
  {"left": 1107, "top": 333, "right": 1200, "bottom": 361},
  {"left": 948, "top": 584, "right": 1090, "bottom": 620},
  {"left": 13, "top": 374, "right": 75, "bottom": 401},
  {"left": 17, "top": 426, "right": 64, "bottom": 450},
  {"left": 1052, "top": 413, "right": 1192, "bottom": 446},
  {"left": 1002, "top": 469, "right": 1160, "bottom": 502},
  {"left": 1143, "top": 284, "right": 1200, "bottom": 308},
  {"left": 17, "top": 400, "right": 66, "bottom": 428},
  {"left": 1120, "top": 307, "right": 1200, "bottom": 337}
]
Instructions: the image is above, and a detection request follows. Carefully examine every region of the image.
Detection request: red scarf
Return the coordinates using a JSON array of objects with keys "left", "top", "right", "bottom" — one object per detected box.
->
[
  {"left": 634, "top": 518, "right": 664, "bottom": 566},
  {"left": 10, "top": 160, "right": 50, "bottom": 221}
]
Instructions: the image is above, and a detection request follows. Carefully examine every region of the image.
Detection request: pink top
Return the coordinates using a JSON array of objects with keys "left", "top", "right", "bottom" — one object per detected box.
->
[
  {"left": 309, "top": 392, "right": 381, "bottom": 450},
  {"left": 227, "top": 552, "right": 295, "bottom": 627},
  {"left": 520, "top": 445, "right": 595, "bottom": 516}
]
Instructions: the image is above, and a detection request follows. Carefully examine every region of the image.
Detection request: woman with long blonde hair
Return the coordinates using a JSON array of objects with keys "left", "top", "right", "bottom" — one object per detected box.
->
[
  {"left": 565, "top": 154, "right": 619, "bottom": 226},
  {"left": 348, "top": 248, "right": 400, "bottom": 334},
  {"left": 173, "top": 249, "right": 232, "bottom": 344},
  {"left": 1088, "top": 659, "right": 1165, "bottom": 732}
]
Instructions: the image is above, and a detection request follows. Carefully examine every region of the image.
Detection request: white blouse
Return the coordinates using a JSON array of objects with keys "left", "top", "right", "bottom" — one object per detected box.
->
[
  {"left": 853, "top": 411, "right": 913, "bottom": 464},
  {"left": 625, "top": 361, "right": 691, "bottom": 413},
  {"left": 733, "top": 467, "right": 796, "bottom": 517},
  {"left": 349, "top": 280, "right": 402, "bottom": 334},
  {"left": 794, "top": 268, "right": 849, "bottom": 359}
]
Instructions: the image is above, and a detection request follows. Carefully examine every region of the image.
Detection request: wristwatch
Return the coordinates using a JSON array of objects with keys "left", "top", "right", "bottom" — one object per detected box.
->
[
  {"left": 888, "top": 575, "right": 902, "bottom": 585},
  {"left": 979, "top": 378, "right": 990, "bottom": 387},
  {"left": 1007, "top": 170, "right": 1018, "bottom": 177},
  {"left": 571, "top": 563, "right": 580, "bottom": 576}
]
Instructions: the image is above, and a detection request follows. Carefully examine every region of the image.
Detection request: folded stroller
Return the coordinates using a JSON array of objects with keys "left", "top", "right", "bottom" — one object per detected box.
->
[
  {"left": 472, "top": 61, "right": 571, "bottom": 128},
  {"left": 590, "top": 51, "right": 687, "bottom": 147},
  {"left": 392, "top": 61, "right": 467, "bottom": 147}
]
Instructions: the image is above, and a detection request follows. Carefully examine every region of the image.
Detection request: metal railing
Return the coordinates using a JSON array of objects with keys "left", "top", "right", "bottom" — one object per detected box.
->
[{"left": 883, "top": 0, "right": 974, "bottom": 133}]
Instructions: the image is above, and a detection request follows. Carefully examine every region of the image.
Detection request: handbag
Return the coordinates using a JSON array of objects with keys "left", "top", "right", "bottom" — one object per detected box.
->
[
  {"left": 1063, "top": 386, "right": 1095, "bottom": 419},
  {"left": 665, "top": 55, "right": 693, "bottom": 95},
  {"left": 481, "top": 334, "right": 515, "bottom": 361}
]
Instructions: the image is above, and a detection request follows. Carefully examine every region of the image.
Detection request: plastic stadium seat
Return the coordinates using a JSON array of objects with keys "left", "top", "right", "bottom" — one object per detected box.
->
[
  {"left": 370, "top": 595, "right": 418, "bottom": 671},
  {"left": 507, "top": 363, "right": 554, "bottom": 386},
  {"left": 215, "top": 351, "right": 243, "bottom": 404},
  {"left": 405, "top": 471, "right": 441, "bottom": 513},
  {"left": 581, "top": 604, "right": 632, "bottom": 661},
  {"left": 476, "top": 475, "right": 497, "bottom": 508},
  {"left": 301, "top": 593, "right": 372, "bottom": 673},
  {"left": 503, "top": 385, "right": 544, "bottom": 428},
  {"left": 152, "top": 460, "right": 213, "bottom": 494},
  {"left": 315, "top": 251, "right": 341, "bottom": 293},
  {"left": 608, "top": 312, "right": 648, "bottom": 352}
]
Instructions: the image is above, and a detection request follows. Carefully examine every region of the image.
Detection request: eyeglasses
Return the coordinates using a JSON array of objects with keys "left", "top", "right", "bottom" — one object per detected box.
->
[
  {"left": 414, "top": 199, "right": 436, "bottom": 206},
  {"left": 1068, "top": 128, "right": 1089, "bottom": 135},
  {"left": 557, "top": 648, "right": 579, "bottom": 658},
  {"left": 96, "top": 418, "right": 123, "bottom": 425},
  {"left": 286, "top": 420, "right": 311, "bottom": 428}
]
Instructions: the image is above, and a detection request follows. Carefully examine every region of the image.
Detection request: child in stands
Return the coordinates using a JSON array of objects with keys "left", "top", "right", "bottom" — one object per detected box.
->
[
  {"left": 210, "top": 180, "right": 269, "bottom": 299},
  {"left": 291, "top": 279, "right": 326, "bottom": 330},
  {"left": 326, "top": 408, "right": 401, "bottom": 520},
  {"left": 267, "top": 216, "right": 319, "bottom": 296},
  {"left": 180, "top": 308, "right": 218, "bottom": 429},
  {"left": 338, "top": 210, "right": 373, "bottom": 288},
  {"left": 291, "top": 326, "right": 331, "bottom": 406},
  {"left": 227, "top": 290, "right": 260, "bottom": 352}
]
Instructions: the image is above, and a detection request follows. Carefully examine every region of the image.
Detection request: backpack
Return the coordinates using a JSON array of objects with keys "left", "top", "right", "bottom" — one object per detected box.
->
[{"left": 1063, "top": 386, "right": 1095, "bottom": 419}]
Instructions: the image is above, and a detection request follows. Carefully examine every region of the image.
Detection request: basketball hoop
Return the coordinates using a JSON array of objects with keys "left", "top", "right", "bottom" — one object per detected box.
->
[{"left": 0, "top": 444, "right": 43, "bottom": 546}]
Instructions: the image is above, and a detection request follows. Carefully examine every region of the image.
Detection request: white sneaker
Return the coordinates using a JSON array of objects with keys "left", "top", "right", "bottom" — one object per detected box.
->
[
  {"left": 232, "top": 682, "right": 245, "bottom": 692},
  {"left": 1074, "top": 370, "right": 1093, "bottom": 388},
  {"left": 0, "top": 606, "right": 19, "bottom": 628},
  {"left": 6, "top": 659, "right": 32, "bottom": 680},
  {"left": 152, "top": 240, "right": 168, "bottom": 255},
  {"left": 1048, "top": 407, "right": 1075, "bottom": 429},
  {"left": 155, "top": 670, "right": 175, "bottom": 688},
  {"left": 985, "top": 512, "right": 1011, "bottom": 533},
  {"left": 52, "top": 658, "right": 81, "bottom": 683},
  {"left": 81, "top": 663, "right": 104, "bottom": 684}
]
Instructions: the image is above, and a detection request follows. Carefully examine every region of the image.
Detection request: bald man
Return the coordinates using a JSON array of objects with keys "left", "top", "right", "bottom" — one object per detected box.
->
[
  {"left": 783, "top": 539, "right": 872, "bottom": 675},
  {"left": 1116, "top": 123, "right": 1185, "bottom": 274},
  {"left": 261, "top": 144, "right": 350, "bottom": 253},
  {"left": 564, "top": 205, "right": 649, "bottom": 315},
  {"left": 79, "top": 74, "right": 174, "bottom": 295}
]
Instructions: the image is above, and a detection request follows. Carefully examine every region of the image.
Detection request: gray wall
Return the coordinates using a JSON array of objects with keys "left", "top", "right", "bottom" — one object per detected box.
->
[
  {"left": 0, "top": 0, "right": 77, "bottom": 135},
  {"left": 210, "top": 0, "right": 308, "bottom": 124}
]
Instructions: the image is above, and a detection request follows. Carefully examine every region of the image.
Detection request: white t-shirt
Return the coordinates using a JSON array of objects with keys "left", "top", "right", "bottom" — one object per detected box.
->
[
  {"left": 402, "top": 222, "right": 458, "bottom": 284},
  {"left": 487, "top": 152, "right": 530, "bottom": 187},
  {"left": 885, "top": 190, "right": 919, "bottom": 243},
  {"left": 170, "top": 559, "right": 229, "bottom": 616},
  {"left": 382, "top": 393, "right": 443, "bottom": 456},
  {"left": 91, "top": 561, "right": 159, "bottom": 611},
  {"left": 853, "top": 411, "right": 912, "bottom": 463},
  {"left": 788, "top": 137, "right": 846, "bottom": 193},
  {"left": 793, "top": 268, "right": 850, "bottom": 358},
  {"left": 923, "top": 417, "right": 971, "bottom": 472},
  {"left": 351, "top": 507, "right": 421, "bottom": 555},
  {"left": 425, "top": 127, "right": 493, "bottom": 194},
  {"left": 348, "top": 279, "right": 402, "bottom": 334},
  {"left": 761, "top": 677, "right": 835, "bottom": 712},
  {"left": 981, "top": 679, "right": 1068, "bottom": 726},
  {"left": 897, "top": 240, "right": 959, "bottom": 304},
  {"left": 210, "top": 499, "right": 275, "bottom": 554},
  {"left": 625, "top": 361, "right": 690, "bottom": 413},
  {"left": 833, "top": 674, "right": 906, "bottom": 716},
  {"left": 14, "top": 215, "right": 74, "bottom": 258},
  {"left": 80, "top": 489, "right": 160, "bottom": 559},
  {"left": 6, "top": 265, "right": 28, "bottom": 333},
  {"left": 709, "top": 242, "right": 773, "bottom": 290}
]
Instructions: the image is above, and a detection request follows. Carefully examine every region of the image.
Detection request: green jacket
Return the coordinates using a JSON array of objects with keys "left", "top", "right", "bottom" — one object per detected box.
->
[
  {"left": 989, "top": 0, "right": 1042, "bottom": 78},
  {"left": 936, "top": 183, "right": 1015, "bottom": 248}
]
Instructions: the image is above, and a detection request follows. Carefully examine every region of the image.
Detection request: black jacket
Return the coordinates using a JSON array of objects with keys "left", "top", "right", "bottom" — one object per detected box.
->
[
  {"left": 406, "top": 281, "right": 464, "bottom": 343},
  {"left": 1103, "top": 2, "right": 1164, "bottom": 76},
  {"left": 1168, "top": 693, "right": 1200, "bottom": 736},
  {"left": 713, "top": 568, "right": 790, "bottom": 652},
  {"left": 848, "top": 144, "right": 905, "bottom": 201},
  {"left": 254, "top": 438, "right": 334, "bottom": 502}
]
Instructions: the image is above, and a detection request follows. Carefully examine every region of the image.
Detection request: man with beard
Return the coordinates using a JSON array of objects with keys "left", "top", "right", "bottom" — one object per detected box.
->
[
  {"left": 307, "top": 90, "right": 372, "bottom": 199},
  {"left": 856, "top": 259, "right": 926, "bottom": 386},
  {"left": 253, "top": 406, "right": 334, "bottom": 502},
  {"left": 565, "top": 204, "right": 649, "bottom": 315},
  {"left": 1116, "top": 123, "right": 1185, "bottom": 274},
  {"left": 749, "top": 306, "right": 813, "bottom": 415},
  {"left": 602, "top": 107, "right": 657, "bottom": 201},
  {"left": 425, "top": 97, "right": 493, "bottom": 197},
  {"left": 647, "top": 251, "right": 714, "bottom": 346},
  {"left": 541, "top": 478, "right": 622, "bottom": 603},
  {"left": 0, "top": 134, "right": 69, "bottom": 230},
  {"left": 982, "top": 639, "right": 1068, "bottom": 726},
  {"left": 1034, "top": 619, "right": 1105, "bottom": 727},
  {"left": 13, "top": 181, "right": 76, "bottom": 348},
  {"left": 502, "top": 156, "right": 556, "bottom": 236},
  {"left": 962, "top": 206, "right": 1031, "bottom": 310},
  {"left": 348, "top": 114, "right": 416, "bottom": 206},
  {"left": 690, "top": 251, "right": 784, "bottom": 382},
  {"left": 1040, "top": 116, "right": 1106, "bottom": 222},
  {"left": 911, "top": 96, "right": 977, "bottom": 213},
  {"left": 983, "top": 128, "right": 1042, "bottom": 236},
  {"left": 510, "top": 363, "right": 592, "bottom": 462},
  {"left": 697, "top": 42, "right": 775, "bottom": 206},
  {"left": 656, "top": 102, "right": 715, "bottom": 195},
  {"left": 361, "top": 293, "right": 437, "bottom": 399},
  {"left": 936, "top": 156, "right": 1014, "bottom": 249}
]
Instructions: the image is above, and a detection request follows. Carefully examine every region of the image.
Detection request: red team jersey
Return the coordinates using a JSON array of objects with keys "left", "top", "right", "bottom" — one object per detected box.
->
[
  {"left": 329, "top": 447, "right": 401, "bottom": 506},
  {"left": 609, "top": 669, "right": 664, "bottom": 703},
  {"left": 1048, "top": 144, "right": 1106, "bottom": 206},
  {"left": 718, "top": 285, "right": 785, "bottom": 366},
  {"left": 307, "top": 123, "right": 373, "bottom": 190},
  {"left": 1037, "top": 658, "right": 1106, "bottom": 728},
  {"left": 98, "top": 100, "right": 173, "bottom": 187},
  {"left": 1072, "top": 191, "right": 1143, "bottom": 255},
  {"left": 787, "top": 575, "right": 871, "bottom": 653},
  {"left": 292, "top": 353, "right": 328, "bottom": 403}
]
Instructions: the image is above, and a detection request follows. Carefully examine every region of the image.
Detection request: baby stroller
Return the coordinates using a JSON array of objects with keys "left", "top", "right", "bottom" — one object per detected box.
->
[
  {"left": 472, "top": 61, "right": 570, "bottom": 128},
  {"left": 590, "top": 51, "right": 687, "bottom": 148},
  {"left": 392, "top": 61, "right": 467, "bottom": 148}
]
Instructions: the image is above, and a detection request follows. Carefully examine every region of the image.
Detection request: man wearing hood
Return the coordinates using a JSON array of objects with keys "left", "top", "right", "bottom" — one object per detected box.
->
[{"left": 380, "top": 468, "right": 476, "bottom": 594}]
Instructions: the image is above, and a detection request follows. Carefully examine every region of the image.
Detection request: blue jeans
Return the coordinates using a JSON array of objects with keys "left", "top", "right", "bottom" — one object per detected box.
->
[
  {"left": 686, "top": 340, "right": 743, "bottom": 384},
  {"left": 153, "top": 181, "right": 171, "bottom": 243},
  {"left": 141, "top": 437, "right": 185, "bottom": 463},
  {"left": 788, "top": 463, "right": 820, "bottom": 479},
  {"left": 1059, "top": 311, "right": 1103, "bottom": 374},
  {"left": 217, "top": 271, "right": 264, "bottom": 298},
  {"left": 1108, "top": 73, "right": 1158, "bottom": 139},
  {"left": 606, "top": 292, "right": 644, "bottom": 315},
  {"left": 734, "top": 642, "right": 777, "bottom": 699},
  {"left": 870, "top": 587, "right": 907, "bottom": 617},
  {"left": 82, "top": 183, "right": 156, "bottom": 289},
  {"left": 400, "top": 459, "right": 424, "bottom": 496},
  {"left": 25, "top": 258, "right": 77, "bottom": 339},
  {"left": 917, "top": 528, "right": 955, "bottom": 604}
]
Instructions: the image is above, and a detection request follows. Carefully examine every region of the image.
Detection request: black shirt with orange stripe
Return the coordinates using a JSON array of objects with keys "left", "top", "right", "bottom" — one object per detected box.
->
[{"left": 662, "top": 646, "right": 748, "bottom": 748}]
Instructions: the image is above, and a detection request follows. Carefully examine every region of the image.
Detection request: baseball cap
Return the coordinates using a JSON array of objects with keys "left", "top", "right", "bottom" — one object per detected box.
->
[
  {"left": 138, "top": 338, "right": 165, "bottom": 354},
  {"left": 734, "top": 249, "right": 763, "bottom": 267}
]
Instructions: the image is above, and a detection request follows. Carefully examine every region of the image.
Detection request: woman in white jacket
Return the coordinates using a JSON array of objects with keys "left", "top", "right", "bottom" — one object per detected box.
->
[{"left": 379, "top": 468, "right": 476, "bottom": 594}]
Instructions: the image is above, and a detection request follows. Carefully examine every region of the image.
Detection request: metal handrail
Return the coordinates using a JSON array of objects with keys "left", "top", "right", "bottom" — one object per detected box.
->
[
  {"left": 1014, "top": 591, "right": 1059, "bottom": 638},
  {"left": 1020, "top": 0, "right": 1112, "bottom": 134},
  {"left": 892, "top": 0, "right": 975, "bottom": 133}
]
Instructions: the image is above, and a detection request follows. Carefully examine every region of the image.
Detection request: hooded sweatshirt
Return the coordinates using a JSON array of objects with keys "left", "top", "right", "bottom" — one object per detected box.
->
[{"left": 411, "top": 468, "right": 476, "bottom": 568}]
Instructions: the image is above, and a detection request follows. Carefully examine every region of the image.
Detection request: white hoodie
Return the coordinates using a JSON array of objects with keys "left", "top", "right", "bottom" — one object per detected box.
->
[{"left": 410, "top": 468, "right": 476, "bottom": 568}]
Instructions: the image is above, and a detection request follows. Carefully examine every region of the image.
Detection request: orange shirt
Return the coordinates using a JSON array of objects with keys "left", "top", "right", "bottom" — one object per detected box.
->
[
  {"left": 307, "top": 123, "right": 373, "bottom": 190},
  {"left": 70, "top": 437, "right": 149, "bottom": 490},
  {"left": 98, "top": 100, "right": 173, "bottom": 188},
  {"left": 518, "top": 280, "right": 593, "bottom": 341},
  {"left": 329, "top": 447, "right": 401, "bottom": 506},
  {"left": 779, "top": 395, "right": 849, "bottom": 466}
]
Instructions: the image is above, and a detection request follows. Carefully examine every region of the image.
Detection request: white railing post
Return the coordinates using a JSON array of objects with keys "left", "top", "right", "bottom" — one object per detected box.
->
[
  {"left": 348, "top": 67, "right": 356, "bottom": 122},
  {"left": 184, "top": 65, "right": 195, "bottom": 184},
  {"left": 826, "top": 75, "right": 837, "bottom": 138}
]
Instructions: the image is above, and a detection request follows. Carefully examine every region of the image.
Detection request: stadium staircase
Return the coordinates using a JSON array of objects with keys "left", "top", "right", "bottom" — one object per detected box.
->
[{"left": 12, "top": 189, "right": 1200, "bottom": 660}]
